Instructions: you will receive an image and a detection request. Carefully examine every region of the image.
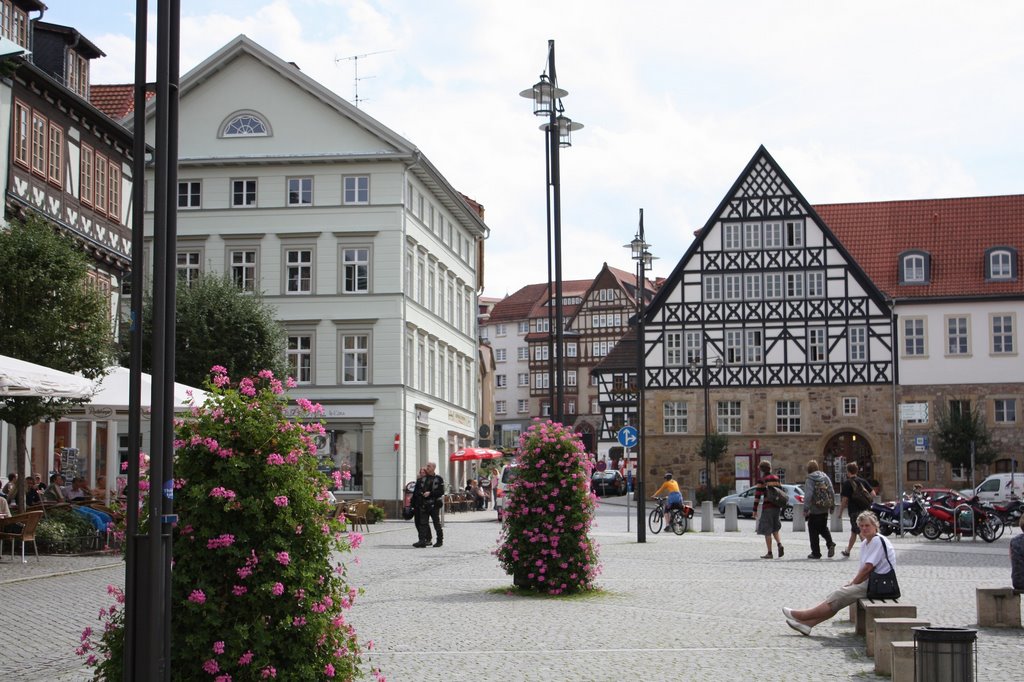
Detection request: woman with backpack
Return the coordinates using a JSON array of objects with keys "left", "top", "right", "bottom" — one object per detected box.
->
[
  {"left": 752, "top": 459, "right": 785, "bottom": 559},
  {"left": 804, "top": 460, "right": 837, "bottom": 559},
  {"left": 838, "top": 462, "right": 873, "bottom": 558}
]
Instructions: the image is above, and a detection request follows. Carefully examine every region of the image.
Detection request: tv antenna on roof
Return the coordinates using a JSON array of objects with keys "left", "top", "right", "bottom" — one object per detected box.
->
[{"left": 335, "top": 49, "right": 393, "bottom": 108}]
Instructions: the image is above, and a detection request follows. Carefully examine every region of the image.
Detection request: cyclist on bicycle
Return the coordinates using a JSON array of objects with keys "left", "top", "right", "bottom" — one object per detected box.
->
[{"left": 653, "top": 472, "right": 684, "bottom": 524}]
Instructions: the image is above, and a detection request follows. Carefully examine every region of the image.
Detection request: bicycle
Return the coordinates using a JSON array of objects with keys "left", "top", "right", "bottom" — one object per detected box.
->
[{"left": 649, "top": 497, "right": 688, "bottom": 535}]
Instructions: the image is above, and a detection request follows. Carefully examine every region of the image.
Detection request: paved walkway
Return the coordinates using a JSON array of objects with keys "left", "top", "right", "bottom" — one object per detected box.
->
[{"left": 1, "top": 502, "right": 1021, "bottom": 681}]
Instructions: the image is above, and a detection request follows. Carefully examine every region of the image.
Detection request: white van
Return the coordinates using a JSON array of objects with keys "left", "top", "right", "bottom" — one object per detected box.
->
[{"left": 964, "top": 473, "right": 1024, "bottom": 503}]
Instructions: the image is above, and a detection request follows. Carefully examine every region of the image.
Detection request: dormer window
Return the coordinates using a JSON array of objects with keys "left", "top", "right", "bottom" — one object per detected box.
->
[
  {"left": 220, "top": 112, "right": 271, "bottom": 137},
  {"left": 986, "top": 247, "right": 1017, "bottom": 281},
  {"left": 66, "top": 51, "right": 89, "bottom": 98},
  {"left": 898, "top": 251, "right": 930, "bottom": 285}
]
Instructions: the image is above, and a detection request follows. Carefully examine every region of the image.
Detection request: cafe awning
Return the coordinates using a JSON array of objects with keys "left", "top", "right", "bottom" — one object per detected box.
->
[
  {"left": 0, "top": 354, "right": 94, "bottom": 398},
  {"left": 83, "top": 366, "right": 207, "bottom": 411},
  {"left": 449, "top": 447, "right": 503, "bottom": 462}
]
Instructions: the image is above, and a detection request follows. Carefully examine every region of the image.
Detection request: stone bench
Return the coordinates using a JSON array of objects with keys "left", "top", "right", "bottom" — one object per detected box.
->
[
  {"left": 865, "top": 603, "right": 918, "bottom": 656},
  {"left": 873, "top": 618, "right": 930, "bottom": 675},
  {"left": 851, "top": 597, "right": 905, "bottom": 633},
  {"left": 976, "top": 587, "right": 1022, "bottom": 627},
  {"left": 891, "top": 641, "right": 916, "bottom": 682}
]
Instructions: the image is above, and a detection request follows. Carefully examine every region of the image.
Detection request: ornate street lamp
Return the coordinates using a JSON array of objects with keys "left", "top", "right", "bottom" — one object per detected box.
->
[
  {"left": 625, "top": 209, "right": 654, "bottom": 542},
  {"left": 691, "top": 355, "right": 723, "bottom": 500},
  {"left": 521, "top": 40, "right": 582, "bottom": 425}
]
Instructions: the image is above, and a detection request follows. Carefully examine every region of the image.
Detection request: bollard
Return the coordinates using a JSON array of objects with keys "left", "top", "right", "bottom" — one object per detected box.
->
[
  {"left": 701, "top": 500, "right": 714, "bottom": 532},
  {"left": 830, "top": 495, "right": 844, "bottom": 532},
  {"left": 792, "top": 502, "right": 806, "bottom": 532},
  {"left": 724, "top": 501, "right": 738, "bottom": 531}
]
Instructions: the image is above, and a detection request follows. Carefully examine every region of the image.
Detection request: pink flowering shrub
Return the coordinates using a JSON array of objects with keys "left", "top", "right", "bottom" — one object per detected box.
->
[
  {"left": 78, "top": 367, "right": 378, "bottom": 681},
  {"left": 495, "top": 419, "right": 600, "bottom": 594}
]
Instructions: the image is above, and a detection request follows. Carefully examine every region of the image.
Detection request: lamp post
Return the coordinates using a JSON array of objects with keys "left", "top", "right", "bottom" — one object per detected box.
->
[
  {"left": 625, "top": 209, "right": 654, "bottom": 542},
  {"left": 691, "top": 355, "right": 723, "bottom": 499},
  {"left": 521, "top": 39, "right": 582, "bottom": 425}
]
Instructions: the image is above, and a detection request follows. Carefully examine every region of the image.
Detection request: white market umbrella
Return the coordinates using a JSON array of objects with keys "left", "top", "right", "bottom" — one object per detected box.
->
[
  {"left": 0, "top": 354, "right": 95, "bottom": 398},
  {"left": 85, "top": 366, "right": 207, "bottom": 411}
]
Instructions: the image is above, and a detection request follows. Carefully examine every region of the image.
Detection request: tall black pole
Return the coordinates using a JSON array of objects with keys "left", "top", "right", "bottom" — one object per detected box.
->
[
  {"left": 635, "top": 209, "right": 646, "bottom": 543},
  {"left": 123, "top": 0, "right": 147, "bottom": 676},
  {"left": 547, "top": 39, "right": 565, "bottom": 426},
  {"left": 544, "top": 111, "right": 555, "bottom": 418},
  {"left": 703, "top": 363, "right": 711, "bottom": 498}
]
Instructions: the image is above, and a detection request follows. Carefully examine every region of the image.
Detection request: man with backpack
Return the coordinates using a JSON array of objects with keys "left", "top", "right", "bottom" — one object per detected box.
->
[
  {"left": 804, "top": 460, "right": 837, "bottom": 559},
  {"left": 838, "top": 462, "right": 873, "bottom": 557}
]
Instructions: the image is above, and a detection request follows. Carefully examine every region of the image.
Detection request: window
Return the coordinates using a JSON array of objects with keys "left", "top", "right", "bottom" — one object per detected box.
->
[
  {"left": 495, "top": 348, "right": 507, "bottom": 362},
  {"left": 664, "top": 401, "right": 688, "bottom": 434},
  {"left": 776, "top": 401, "right": 801, "bottom": 433},
  {"left": 717, "top": 401, "right": 741, "bottom": 434},
  {"left": 517, "top": 347, "right": 529, "bottom": 361},
  {"left": 541, "top": 402, "right": 551, "bottom": 417},
  {"left": 341, "top": 334, "right": 369, "bottom": 384},
  {"left": 229, "top": 249, "right": 258, "bottom": 291},
  {"left": 666, "top": 331, "right": 683, "bottom": 365},
  {"left": 287, "top": 177, "right": 313, "bottom": 206},
  {"left": 842, "top": 397, "right": 858, "bottom": 416},
  {"left": 744, "top": 273, "right": 762, "bottom": 300},
  {"left": 518, "top": 321, "right": 529, "bottom": 334},
  {"left": 232, "top": 179, "right": 257, "bottom": 207},
  {"left": 723, "top": 223, "right": 741, "bottom": 250},
  {"left": 30, "top": 112, "right": 45, "bottom": 176},
  {"left": 786, "top": 272, "right": 804, "bottom": 298},
  {"left": 785, "top": 219, "right": 803, "bottom": 247},
  {"left": 535, "top": 318, "right": 550, "bottom": 333},
  {"left": 517, "top": 373, "right": 529, "bottom": 387},
  {"left": 903, "top": 318, "right": 926, "bottom": 356},
  {"left": 765, "top": 273, "right": 783, "bottom": 300},
  {"left": 724, "top": 274, "right": 742, "bottom": 301},
  {"left": 341, "top": 247, "right": 369, "bottom": 293},
  {"left": 685, "top": 330, "right": 702, "bottom": 365},
  {"left": 427, "top": 262, "right": 436, "bottom": 310},
  {"left": 285, "top": 249, "right": 313, "bottom": 294},
  {"left": 518, "top": 399, "right": 530, "bottom": 413},
  {"left": 907, "top": 460, "right": 928, "bottom": 482},
  {"left": 745, "top": 329, "right": 763, "bottom": 364},
  {"left": 900, "top": 252, "right": 929, "bottom": 284},
  {"left": 534, "top": 345, "right": 549, "bottom": 361},
  {"left": 566, "top": 370, "right": 577, "bottom": 387},
  {"left": 94, "top": 152, "right": 108, "bottom": 214},
  {"left": 496, "top": 374, "right": 507, "bottom": 388},
  {"left": 416, "top": 254, "right": 425, "bottom": 305},
  {"left": 945, "top": 316, "right": 969, "bottom": 355},
  {"left": 591, "top": 399, "right": 599, "bottom": 414},
  {"left": 704, "top": 274, "right": 722, "bottom": 301},
  {"left": 495, "top": 400, "right": 507, "bottom": 415},
  {"left": 13, "top": 101, "right": 29, "bottom": 167},
  {"left": 222, "top": 112, "right": 269, "bottom": 137},
  {"left": 991, "top": 314, "right": 1014, "bottom": 354},
  {"left": 178, "top": 181, "right": 201, "bottom": 209},
  {"left": 47, "top": 123, "right": 63, "bottom": 185},
  {"left": 985, "top": 248, "right": 1016, "bottom": 281},
  {"left": 533, "top": 373, "right": 549, "bottom": 389},
  {"left": 764, "top": 221, "right": 783, "bottom": 249},
  {"left": 108, "top": 162, "right": 121, "bottom": 223},
  {"left": 176, "top": 251, "right": 202, "bottom": 286},
  {"left": 66, "top": 50, "right": 89, "bottom": 97},
  {"left": 495, "top": 323, "right": 507, "bottom": 337},
  {"left": 566, "top": 343, "right": 577, "bottom": 358},
  {"left": 725, "top": 330, "right": 743, "bottom": 364},
  {"left": 994, "top": 398, "right": 1017, "bottom": 424},
  {"left": 743, "top": 222, "right": 761, "bottom": 250},
  {"left": 80, "top": 144, "right": 93, "bottom": 206},
  {"left": 806, "top": 271, "right": 825, "bottom": 298},
  {"left": 287, "top": 335, "right": 313, "bottom": 384},
  {"left": 344, "top": 176, "right": 369, "bottom": 205},
  {"left": 808, "top": 327, "right": 827, "bottom": 362},
  {"left": 848, "top": 326, "right": 867, "bottom": 362}
]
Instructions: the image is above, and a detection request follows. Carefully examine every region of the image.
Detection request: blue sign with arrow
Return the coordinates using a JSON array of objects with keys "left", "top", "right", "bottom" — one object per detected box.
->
[{"left": 617, "top": 426, "right": 639, "bottom": 448}]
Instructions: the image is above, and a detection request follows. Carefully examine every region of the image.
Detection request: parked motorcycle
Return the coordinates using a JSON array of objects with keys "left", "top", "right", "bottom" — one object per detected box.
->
[
  {"left": 922, "top": 495, "right": 1002, "bottom": 543},
  {"left": 871, "top": 492, "right": 928, "bottom": 536},
  {"left": 983, "top": 496, "right": 1023, "bottom": 530}
]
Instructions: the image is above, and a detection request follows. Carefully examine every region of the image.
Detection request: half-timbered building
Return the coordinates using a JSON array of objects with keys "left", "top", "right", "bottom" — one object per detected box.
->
[{"left": 640, "top": 146, "right": 895, "bottom": 495}]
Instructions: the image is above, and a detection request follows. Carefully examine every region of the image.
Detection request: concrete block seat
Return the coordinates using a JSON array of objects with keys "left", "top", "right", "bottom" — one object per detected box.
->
[
  {"left": 872, "top": 618, "right": 930, "bottom": 675},
  {"left": 975, "top": 587, "right": 1022, "bottom": 628}
]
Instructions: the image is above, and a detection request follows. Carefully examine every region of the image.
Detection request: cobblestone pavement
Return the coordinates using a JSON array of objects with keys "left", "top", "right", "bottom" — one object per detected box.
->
[{"left": 2, "top": 502, "right": 1022, "bottom": 681}]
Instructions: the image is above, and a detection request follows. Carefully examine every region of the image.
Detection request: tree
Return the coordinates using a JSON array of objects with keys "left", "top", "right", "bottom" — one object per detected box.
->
[
  {"left": 137, "top": 274, "right": 287, "bottom": 388},
  {"left": 0, "top": 215, "right": 115, "bottom": 508},
  {"left": 931, "top": 400, "right": 998, "bottom": 472},
  {"left": 696, "top": 431, "right": 729, "bottom": 492}
]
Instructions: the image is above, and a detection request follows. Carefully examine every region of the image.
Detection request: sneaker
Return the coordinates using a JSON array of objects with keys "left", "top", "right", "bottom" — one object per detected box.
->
[
  {"left": 786, "top": 619, "right": 811, "bottom": 636},
  {"left": 760, "top": 552, "right": 773, "bottom": 559},
  {"left": 841, "top": 550, "right": 851, "bottom": 558},
  {"left": 807, "top": 553, "right": 822, "bottom": 560},
  {"left": 827, "top": 544, "right": 836, "bottom": 558},
  {"left": 413, "top": 541, "right": 428, "bottom": 548},
  {"left": 777, "top": 545, "right": 785, "bottom": 558},
  {"left": 782, "top": 607, "right": 795, "bottom": 620},
  {"left": 433, "top": 540, "right": 443, "bottom": 547}
]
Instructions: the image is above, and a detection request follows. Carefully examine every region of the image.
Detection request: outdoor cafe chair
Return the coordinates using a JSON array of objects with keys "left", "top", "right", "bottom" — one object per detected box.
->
[{"left": 0, "top": 509, "right": 44, "bottom": 562}]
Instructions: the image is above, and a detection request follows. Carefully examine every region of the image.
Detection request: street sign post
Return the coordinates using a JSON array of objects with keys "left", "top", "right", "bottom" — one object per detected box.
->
[{"left": 617, "top": 426, "right": 638, "bottom": 449}]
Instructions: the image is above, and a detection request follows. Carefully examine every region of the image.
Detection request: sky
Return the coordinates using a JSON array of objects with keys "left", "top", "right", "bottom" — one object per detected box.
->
[{"left": 48, "top": 1, "right": 1024, "bottom": 299}]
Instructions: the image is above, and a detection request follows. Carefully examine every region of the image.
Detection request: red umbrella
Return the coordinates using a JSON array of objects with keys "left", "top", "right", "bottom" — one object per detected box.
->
[{"left": 449, "top": 447, "right": 503, "bottom": 462}]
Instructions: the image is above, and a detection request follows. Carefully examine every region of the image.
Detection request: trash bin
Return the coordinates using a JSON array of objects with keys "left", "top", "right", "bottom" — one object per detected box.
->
[{"left": 914, "top": 626, "right": 977, "bottom": 682}]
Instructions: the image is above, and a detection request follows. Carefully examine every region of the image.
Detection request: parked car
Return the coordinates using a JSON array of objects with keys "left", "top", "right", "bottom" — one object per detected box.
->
[
  {"left": 494, "top": 464, "right": 519, "bottom": 519},
  {"left": 717, "top": 484, "right": 804, "bottom": 521},
  {"left": 591, "top": 470, "right": 627, "bottom": 497}
]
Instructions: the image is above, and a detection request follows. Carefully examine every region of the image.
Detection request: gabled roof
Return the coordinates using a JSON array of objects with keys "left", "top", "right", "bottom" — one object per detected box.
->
[
  {"left": 565, "top": 263, "right": 657, "bottom": 329},
  {"left": 33, "top": 21, "right": 104, "bottom": 58},
  {"left": 645, "top": 145, "right": 890, "bottom": 320},
  {"left": 592, "top": 328, "right": 638, "bottom": 374},
  {"left": 89, "top": 84, "right": 154, "bottom": 122},
  {"left": 487, "top": 283, "right": 550, "bottom": 323},
  {"left": 128, "top": 34, "right": 488, "bottom": 239},
  {"left": 815, "top": 195, "right": 1024, "bottom": 300},
  {"left": 525, "top": 280, "right": 591, "bottom": 322}
]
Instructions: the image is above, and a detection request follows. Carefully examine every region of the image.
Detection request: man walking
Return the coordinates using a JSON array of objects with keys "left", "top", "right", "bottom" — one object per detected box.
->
[
  {"left": 837, "top": 462, "right": 872, "bottom": 557},
  {"left": 413, "top": 461, "right": 445, "bottom": 548},
  {"left": 804, "top": 460, "right": 836, "bottom": 559}
]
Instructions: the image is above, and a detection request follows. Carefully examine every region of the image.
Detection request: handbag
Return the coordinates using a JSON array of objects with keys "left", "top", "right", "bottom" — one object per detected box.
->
[
  {"left": 402, "top": 505, "right": 415, "bottom": 520},
  {"left": 765, "top": 483, "right": 789, "bottom": 507},
  {"left": 865, "top": 536, "right": 900, "bottom": 599}
]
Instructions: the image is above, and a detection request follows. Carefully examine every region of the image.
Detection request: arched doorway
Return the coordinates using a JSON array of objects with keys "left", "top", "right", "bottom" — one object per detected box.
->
[
  {"left": 576, "top": 422, "right": 596, "bottom": 454},
  {"left": 823, "top": 431, "right": 875, "bottom": 486}
]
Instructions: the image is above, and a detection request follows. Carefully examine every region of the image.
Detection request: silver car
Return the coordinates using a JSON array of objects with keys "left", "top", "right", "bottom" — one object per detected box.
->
[{"left": 717, "top": 484, "right": 804, "bottom": 521}]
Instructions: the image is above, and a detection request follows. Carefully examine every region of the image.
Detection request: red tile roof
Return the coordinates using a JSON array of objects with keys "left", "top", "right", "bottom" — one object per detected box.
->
[
  {"left": 89, "top": 84, "right": 154, "bottom": 121},
  {"left": 815, "top": 195, "right": 1024, "bottom": 299},
  {"left": 487, "top": 283, "right": 550, "bottom": 323}
]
